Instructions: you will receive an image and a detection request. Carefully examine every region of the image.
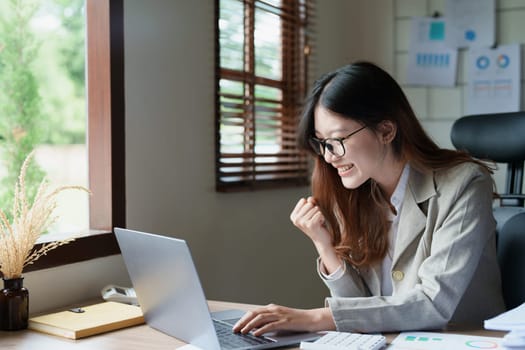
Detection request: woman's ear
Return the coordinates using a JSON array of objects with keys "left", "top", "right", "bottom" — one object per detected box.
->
[{"left": 378, "top": 120, "right": 397, "bottom": 144}]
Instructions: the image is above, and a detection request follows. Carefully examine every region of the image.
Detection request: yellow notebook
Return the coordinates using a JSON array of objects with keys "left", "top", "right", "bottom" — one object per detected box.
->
[{"left": 28, "top": 301, "right": 145, "bottom": 339}]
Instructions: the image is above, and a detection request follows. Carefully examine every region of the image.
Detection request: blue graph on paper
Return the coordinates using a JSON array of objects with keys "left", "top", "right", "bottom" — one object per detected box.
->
[{"left": 416, "top": 53, "right": 450, "bottom": 67}]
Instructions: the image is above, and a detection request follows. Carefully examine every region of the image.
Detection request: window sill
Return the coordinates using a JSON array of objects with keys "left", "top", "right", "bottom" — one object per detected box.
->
[{"left": 24, "top": 230, "right": 120, "bottom": 273}]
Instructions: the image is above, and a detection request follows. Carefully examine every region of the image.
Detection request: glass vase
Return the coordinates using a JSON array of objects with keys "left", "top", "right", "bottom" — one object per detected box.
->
[{"left": 0, "top": 277, "right": 29, "bottom": 331}]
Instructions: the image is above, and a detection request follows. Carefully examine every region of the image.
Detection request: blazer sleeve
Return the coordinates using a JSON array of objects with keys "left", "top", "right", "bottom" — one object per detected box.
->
[
  {"left": 324, "top": 165, "right": 497, "bottom": 333},
  {"left": 316, "top": 258, "right": 371, "bottom": 298}
]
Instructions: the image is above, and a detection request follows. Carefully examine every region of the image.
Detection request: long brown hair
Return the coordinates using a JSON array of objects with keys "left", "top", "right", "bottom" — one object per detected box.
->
[{"left": 298, "top": 62, "right": 492, "bottom": 267}]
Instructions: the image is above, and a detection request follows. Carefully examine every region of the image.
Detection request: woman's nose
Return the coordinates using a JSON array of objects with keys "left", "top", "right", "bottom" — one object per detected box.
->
[{"left": 323, "top": 151, "right": 337, "bottom": 163}]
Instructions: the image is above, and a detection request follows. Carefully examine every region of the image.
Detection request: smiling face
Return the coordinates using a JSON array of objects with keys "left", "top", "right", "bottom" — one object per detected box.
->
[{"left": 313, "top": 105, "right": 401, "bottom": 193}]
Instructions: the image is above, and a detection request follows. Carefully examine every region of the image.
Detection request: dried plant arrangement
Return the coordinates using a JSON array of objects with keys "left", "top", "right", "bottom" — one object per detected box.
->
[{"left": 0, "top": 151, "right": 90, "bottom": 280}]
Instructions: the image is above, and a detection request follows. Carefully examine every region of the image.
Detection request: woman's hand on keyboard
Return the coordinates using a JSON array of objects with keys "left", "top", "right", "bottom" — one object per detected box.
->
[{"left": 232, "top": 304, "right": 335, "bottom": 337}]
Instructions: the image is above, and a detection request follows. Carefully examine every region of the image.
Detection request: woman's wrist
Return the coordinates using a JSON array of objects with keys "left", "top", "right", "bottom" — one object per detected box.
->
[
  {"left": 306, "top": 307, "right": 336, "bottom": 332},
  {"left": 315, "top": 242, "right": 342, "bottom": 274}
]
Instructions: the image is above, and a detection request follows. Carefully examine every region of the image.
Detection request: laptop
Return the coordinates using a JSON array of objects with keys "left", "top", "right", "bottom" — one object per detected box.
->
[{"left": 114, "top": 227, "right": 321, "bottom": 350}]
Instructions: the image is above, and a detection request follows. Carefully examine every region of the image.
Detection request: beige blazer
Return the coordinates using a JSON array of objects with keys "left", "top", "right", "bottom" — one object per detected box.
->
[{"left": 320, "top": 162, "right": 506, "bottom": 333}]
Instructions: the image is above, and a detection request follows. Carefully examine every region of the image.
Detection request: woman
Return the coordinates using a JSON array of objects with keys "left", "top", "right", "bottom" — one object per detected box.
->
[{"left": 233, "top": 62, "right": 505, "bottom": 335}]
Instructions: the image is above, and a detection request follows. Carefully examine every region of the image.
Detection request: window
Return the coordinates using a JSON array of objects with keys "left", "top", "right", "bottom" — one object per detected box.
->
[
  {"left": 215, "top": 0, "right": 313, "bottom": 191},
  {"left": 24, "top": 0, "right": 125, "bottom": 271},
  {"left": 0, "top": 0, "right": 90, "bottom": 233}
]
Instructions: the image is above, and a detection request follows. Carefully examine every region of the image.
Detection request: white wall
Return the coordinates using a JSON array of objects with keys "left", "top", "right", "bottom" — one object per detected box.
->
[
  {"left": 314, "top": 0, "right": 394, "bottom": 74},
  {"left": 24, "top": 255, "right": 130, "bottom": 314}
]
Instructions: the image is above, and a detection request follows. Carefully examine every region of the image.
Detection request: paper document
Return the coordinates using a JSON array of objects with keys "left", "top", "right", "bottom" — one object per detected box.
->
[
  {"left": 445, "top": 0, "right": 495, "bottom": 48},
  {"left": 389, "top": 332, "right": 503, "bottom": 349},
  {"left": 485, "top": 302, "right": 525, "bottom": 331},
  {"left": 177, "top": 345, "right": 204, "bottom": 350},
  {"left": 466, "top": 44, "right": 521, "bottom": 115},
  {"left": 406, "top": 17, "right": 458, "bottom": 87}
]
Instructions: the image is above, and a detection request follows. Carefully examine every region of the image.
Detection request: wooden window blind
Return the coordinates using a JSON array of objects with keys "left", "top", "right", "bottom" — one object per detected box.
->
[{"left": 215, "top": 0, "right": 313, "bottom": 191}]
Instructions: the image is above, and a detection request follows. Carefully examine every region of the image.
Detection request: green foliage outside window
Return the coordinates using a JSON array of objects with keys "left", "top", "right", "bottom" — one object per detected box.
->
[
  {"left": 0, "top": 0, "right": 45, "bottom": 216},
  {"left": 0, "top": 0, "right": 85, "bottom": 219}
]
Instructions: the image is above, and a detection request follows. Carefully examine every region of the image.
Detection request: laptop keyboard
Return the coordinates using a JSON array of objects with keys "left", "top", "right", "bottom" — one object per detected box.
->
[{"left": 213, "top": 319, "right": 275, "bottom": 349}]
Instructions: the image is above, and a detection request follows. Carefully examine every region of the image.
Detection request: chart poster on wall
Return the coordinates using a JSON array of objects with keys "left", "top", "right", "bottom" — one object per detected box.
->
[
  {"left": 406, "top": 17, "right": 458, "bottom": 87},
  {"left": 445, "top": 0, "right": 495, "bottom": 48},
  {"left": 466, "top": 44, "right": 521, "bottom": 115}
]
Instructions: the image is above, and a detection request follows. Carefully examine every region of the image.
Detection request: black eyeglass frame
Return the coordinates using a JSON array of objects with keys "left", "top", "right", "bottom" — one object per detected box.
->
[{"left": 309, "top": 125, "right": 367, "bottom": 157}]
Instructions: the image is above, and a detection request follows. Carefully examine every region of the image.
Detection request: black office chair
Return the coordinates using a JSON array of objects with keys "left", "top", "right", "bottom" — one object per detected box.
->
[{"left": 451, "top": 111, "right": 525, "bottom": 310}]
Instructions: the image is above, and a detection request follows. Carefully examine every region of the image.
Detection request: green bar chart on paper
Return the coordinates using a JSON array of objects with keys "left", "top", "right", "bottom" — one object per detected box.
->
[{"left": 390, "top": 332, "right": 502, "bottom": 349}]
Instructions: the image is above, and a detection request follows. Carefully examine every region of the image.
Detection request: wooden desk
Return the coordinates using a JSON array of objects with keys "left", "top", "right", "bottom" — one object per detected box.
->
[{"left": 0, "top": 300, "right": 506, "bottom": 349}]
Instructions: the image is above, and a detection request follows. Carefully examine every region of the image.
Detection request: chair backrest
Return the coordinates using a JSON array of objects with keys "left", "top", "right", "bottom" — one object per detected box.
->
[
  {"left": 495, "top": 210, "right": 525, "bottom": 309},
  {"left": 451, "top": 112, "right": 525, "bottom": 309},
  {"left": 451, "top": 112, "right": 525, "bottom": 206}
]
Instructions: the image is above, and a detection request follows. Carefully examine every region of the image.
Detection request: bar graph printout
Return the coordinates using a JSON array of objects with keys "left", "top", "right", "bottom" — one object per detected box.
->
[{"left": 406, "top": 17, "right": 458, "bottom": 87}]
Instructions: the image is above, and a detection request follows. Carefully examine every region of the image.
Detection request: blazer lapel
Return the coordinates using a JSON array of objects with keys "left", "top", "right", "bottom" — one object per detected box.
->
[{"left": 391, "top": 167, "right": 436, "bottom": 267}]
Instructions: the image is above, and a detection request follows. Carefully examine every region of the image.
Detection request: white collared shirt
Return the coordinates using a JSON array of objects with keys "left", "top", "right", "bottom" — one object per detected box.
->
[
  {"left": 380, "top": 164, "right": 410, "bottom": 295},
  {"left": 321, "top": 164, "right": 411, "bottom": 297}
]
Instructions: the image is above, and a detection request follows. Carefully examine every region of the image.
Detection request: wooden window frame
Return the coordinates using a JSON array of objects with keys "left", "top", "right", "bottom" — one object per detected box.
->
[
  {"left": 215, "top": 0, "right": 312, "bottom": 192},
  {"left": 25, "top": 0, "right": 125, "bottom": 272}
]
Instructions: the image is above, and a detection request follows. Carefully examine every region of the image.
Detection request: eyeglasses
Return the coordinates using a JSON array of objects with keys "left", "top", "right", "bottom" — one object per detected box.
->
[{"left": 309, "top": 125, "right": 367, "bottom": 157}]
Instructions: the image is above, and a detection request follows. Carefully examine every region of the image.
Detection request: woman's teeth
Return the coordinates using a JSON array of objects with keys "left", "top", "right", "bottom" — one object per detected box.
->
[{"left": 338, "top": 165, "right": 352, "bottom": 174}]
